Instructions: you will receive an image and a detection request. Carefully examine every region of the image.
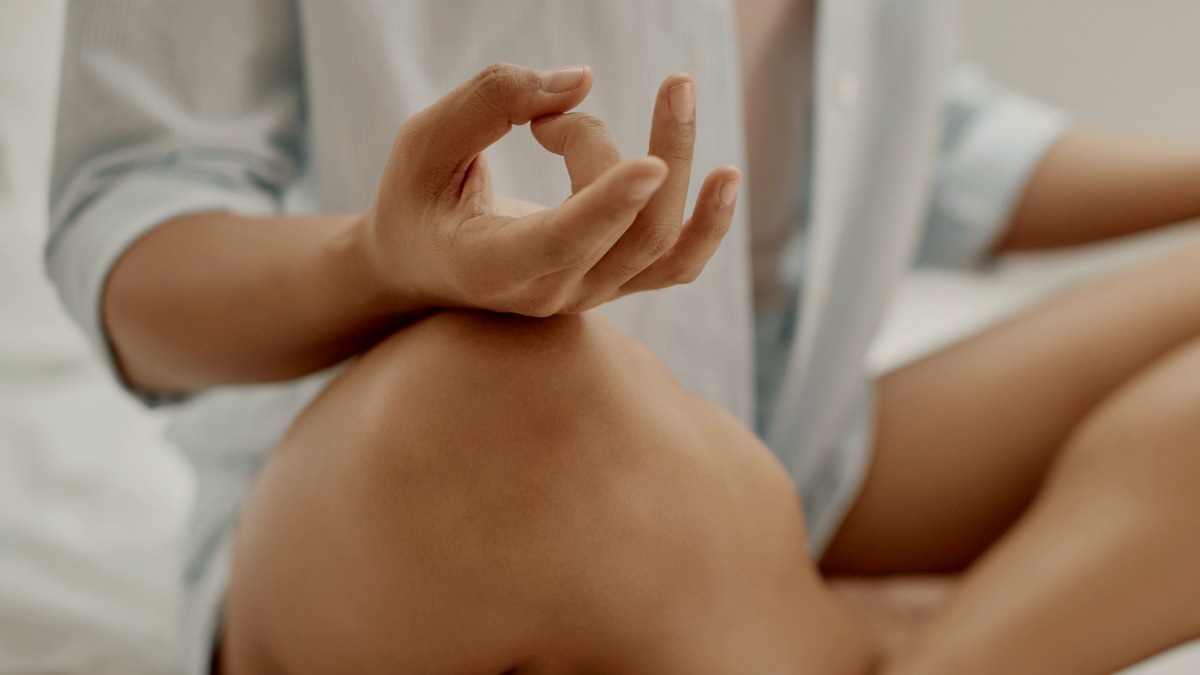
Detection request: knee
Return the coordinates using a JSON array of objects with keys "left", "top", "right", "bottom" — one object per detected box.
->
[
  {"left": 339, "top": 309, "right": 780, "bottom": 572},
  {"left": 344, "top": 309, "right": 689, "bottom": 466},
  {"left": 332, "top": 311, "right": 835, "bottom": 656},
  {"left": 234, "top": 310, "right": 876, "bottom": 672},
  {"left": 352, "top": 309, "right": 798, "bottom": 519}
]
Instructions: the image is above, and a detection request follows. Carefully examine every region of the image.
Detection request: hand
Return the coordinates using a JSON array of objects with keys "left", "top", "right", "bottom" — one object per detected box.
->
[
  {"left": 529, "top": 73, "right": 742, "bottom": 303},
  {"left": 358, "top": 63, "right": 740, "bottom": 316}
]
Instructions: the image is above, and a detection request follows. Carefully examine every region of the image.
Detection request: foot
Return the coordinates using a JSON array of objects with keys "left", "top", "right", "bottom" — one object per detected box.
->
[{"left": 828, "top": 575, "right": 959, "bottom": 661}]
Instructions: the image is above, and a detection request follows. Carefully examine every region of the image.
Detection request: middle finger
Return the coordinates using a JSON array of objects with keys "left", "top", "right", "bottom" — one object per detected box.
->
[{"left": 584, "top": 74, "right": 697, "bottom": 290}]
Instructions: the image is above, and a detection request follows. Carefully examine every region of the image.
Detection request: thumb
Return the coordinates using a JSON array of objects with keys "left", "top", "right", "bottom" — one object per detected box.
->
[{"left": 403, "top": 63, "right": 593, "bottom": 179}]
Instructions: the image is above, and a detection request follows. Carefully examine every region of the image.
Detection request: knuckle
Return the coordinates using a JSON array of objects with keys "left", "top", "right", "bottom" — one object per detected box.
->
[
  {"left": 476, "top": 62, "right": 519, "bottom": 88},
  {"left": 658, "top": 137, "right": 695, "bottom": 164},
  {"left": 473, "top": 63, "right": 526, "bottom": 113},
  {"left": 614, "top": 260, "right": 649, "bottom": 281},
  {"left": 570, "top": 114, "right": 612, "bottom": 139},
  {"left": 640, "top": 226, "right": 680, "bottom": 258},
  {"left": 704, "top": 221, "right": 732, "bottom": 246}
]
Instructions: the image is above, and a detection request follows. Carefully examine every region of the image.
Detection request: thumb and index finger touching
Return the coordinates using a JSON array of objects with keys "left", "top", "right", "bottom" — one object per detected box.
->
[
  {"left": 407, "top": 62, "right": 679, "bottom": 268},
  {"left": 408, "top": 63, "right": 595, "bottom": 183}
]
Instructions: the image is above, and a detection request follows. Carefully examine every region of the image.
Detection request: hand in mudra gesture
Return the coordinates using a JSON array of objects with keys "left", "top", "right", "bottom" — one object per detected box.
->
[{"left": 359, "top": 63, "right": 741, "bottom": 316}]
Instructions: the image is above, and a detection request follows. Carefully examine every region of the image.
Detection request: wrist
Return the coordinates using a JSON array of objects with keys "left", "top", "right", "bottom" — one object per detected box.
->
[{"left": 339, "top": 213, "right": 436, "bottom": 318}]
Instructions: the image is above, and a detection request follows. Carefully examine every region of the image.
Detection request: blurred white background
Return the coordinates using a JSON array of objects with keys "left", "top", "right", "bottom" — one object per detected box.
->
[
  {"left": 964, "top": 0, "right": 1200, "bottom": 135},
  {"left": 871, "top": 0, "right": 1200, "bottom": 370},
  {"left": 0, "top": 1, "right": 1197, "bottom": 673},
  {"left": 0, "top": 3, "right": 190, "bottom": 673}
]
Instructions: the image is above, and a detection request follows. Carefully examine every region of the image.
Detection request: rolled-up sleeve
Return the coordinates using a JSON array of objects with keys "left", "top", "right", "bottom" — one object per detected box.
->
[
  {"left": 47, "top": 0, "right": 303, "bottom": 403},
  {"left": 916, "top": 63, "right": 1068, "bottom": 269}
]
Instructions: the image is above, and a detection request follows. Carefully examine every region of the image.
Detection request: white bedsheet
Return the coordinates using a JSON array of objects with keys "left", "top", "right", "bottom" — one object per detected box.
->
[{"left": 2, "top": 2, "right": 1198, "bottom": 673}]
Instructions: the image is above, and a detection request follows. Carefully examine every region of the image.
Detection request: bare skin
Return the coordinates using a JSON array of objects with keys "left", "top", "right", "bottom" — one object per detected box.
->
[
  {"left": 825, "top": 237, "right": 1200, "bottom": 673},
  {"left": 215, "top": 237, "right": 1200, "bottom": 673},
  {"left": 95, "top": 48, "right": 1200, "bottom": 672},
  {"left": 103, "top": 65, "right": 739, "bottom": 390},
  {"left": 999, "top": 133, "right": 1200, "bottom": 250},
  {"left": 216, "top": 233, "right": 1200, "bottom": 672},
  {"left": 219, "top": 311, "right": 876, "bottom": 674}
]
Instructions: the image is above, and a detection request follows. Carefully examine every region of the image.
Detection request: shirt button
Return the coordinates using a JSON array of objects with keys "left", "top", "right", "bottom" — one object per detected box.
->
[{"left": 836, "top": 72, "right": 859, "bottom": 105}]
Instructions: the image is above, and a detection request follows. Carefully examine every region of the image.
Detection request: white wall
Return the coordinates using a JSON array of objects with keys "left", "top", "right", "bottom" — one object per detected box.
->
[{"left": 963, "top": 0, "right": 1200, "bottom": 133}]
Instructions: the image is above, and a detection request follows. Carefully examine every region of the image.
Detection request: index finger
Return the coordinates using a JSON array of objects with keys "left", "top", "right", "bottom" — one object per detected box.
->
[
  {"left": 531, "top": 112, "right": 623, "bottom": 193},
  {"left": 405, "top": 63, "right": 595, "bottom": 179},
  {"left": 502, "top": 156, "right": 668, "bottom": 272}
]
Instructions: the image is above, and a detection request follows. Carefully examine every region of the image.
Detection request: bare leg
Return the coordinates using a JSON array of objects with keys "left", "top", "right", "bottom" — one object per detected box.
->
[
  {"left": 823, "top": 238, "right": 1200, "bottom": 672},
  {"left": 888, "top": 337, "right": 1200, "bottom": 674},
  {"left": 219, "top": 311, "right": 875, "bottom": 674}
]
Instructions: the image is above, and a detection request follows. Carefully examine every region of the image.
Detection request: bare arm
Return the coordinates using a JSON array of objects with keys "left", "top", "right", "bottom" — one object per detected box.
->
[
  {"left": 104, "top": 66, "right": 739, "bottom": 393},
  {"left": 104, "top": 213, "right": 401, "bottom": 390},
  {"left": 996, "top": 132, "right": 1200, "bottom": 251}
]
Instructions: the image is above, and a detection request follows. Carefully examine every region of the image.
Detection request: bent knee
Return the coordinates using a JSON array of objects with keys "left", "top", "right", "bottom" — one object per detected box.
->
[
  {"left": 228, "top": 310, "right": 868, "bottom": 673},
  {"left": 330, "top": 309, "right": 775, "bottom": 524},
  {"left": 360, "top": 309, "right": 670, "bottom": 402},
  {"left": 327, "top": 310, "right": 802, "bottom": 538},
  {"left": 316, "top": 309, "right": 696, "bottom": 474}
]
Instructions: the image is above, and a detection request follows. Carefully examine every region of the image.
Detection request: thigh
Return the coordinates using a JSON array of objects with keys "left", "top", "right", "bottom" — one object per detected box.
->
[{"left": 822, "top": 237, "right": 1200, "bottom": 574}]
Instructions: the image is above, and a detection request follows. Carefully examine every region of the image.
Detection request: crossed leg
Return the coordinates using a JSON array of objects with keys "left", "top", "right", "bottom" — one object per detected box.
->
[
  {"left": 218, "top": 311, "right": 875, "bottom": 674},
  {"left": 220, "top": 237, "right": 1200, "bottom": 674},
  {"left": 825, "top": 237, "right": 1200, "bottom": 673}
]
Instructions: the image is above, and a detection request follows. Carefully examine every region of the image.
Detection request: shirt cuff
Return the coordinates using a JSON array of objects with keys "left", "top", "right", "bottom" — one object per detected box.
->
[
  {"left": 46, "top": 170, "right": 278, "bottom": 406},
  {"left": 919, "top": 89, "right": 1069, "bottom": 269}
]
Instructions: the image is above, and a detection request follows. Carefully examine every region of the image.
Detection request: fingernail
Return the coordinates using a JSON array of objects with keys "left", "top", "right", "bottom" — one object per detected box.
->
[
  {"left": 719, "top": 176, "right": 740, "bottom": 206},
  {"left": 539, "top": 65, "right": 586, "bottom": 93},
  {"left": 668, "top": 82, "right": 695, "bottom": 124},
  {"left": 629, "top": 174, "right": 663, "bottom": 203}
]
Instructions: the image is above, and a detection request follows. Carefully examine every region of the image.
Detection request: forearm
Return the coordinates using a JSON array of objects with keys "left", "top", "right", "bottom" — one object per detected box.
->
[
  {"left": 996, "top": 132, "right": 1200, "bottom": 251},
  {"left": 99, "top": 65, "right": 729, "bottom": 395},
  {"left": 104, "top": 212, "right": 424, "bottom": 391}
]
